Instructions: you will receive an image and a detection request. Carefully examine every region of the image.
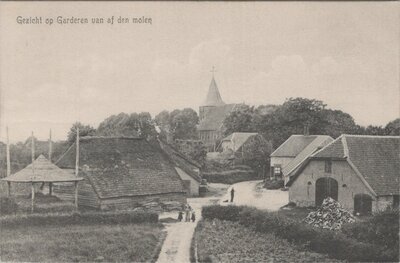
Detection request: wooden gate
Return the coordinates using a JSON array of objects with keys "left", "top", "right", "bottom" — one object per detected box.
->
[
  {"left": 354, "top": 194, "right": 372, "bottom": 215},
  {"left": 315, "top": 177, "right": 338, "bottom": 206}
]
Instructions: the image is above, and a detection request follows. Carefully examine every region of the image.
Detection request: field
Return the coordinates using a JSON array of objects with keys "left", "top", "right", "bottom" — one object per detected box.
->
[
  {"left": 194, "top": 219, "right": 340, "bottom": 263},
  {"left": 1, "top": 223, "right": 165, "bottom": 262}
]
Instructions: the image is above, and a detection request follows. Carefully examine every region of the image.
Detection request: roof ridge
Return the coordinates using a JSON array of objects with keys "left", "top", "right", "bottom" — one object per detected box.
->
[
  {"left": 342, "top": 135, "right": 350, "bottom": 158},
  {"left": 342, "top": 134, "right": 400, "bottom": 139},
  {"left": 310, "top": 135, "right": 343, "bottom": 158}
]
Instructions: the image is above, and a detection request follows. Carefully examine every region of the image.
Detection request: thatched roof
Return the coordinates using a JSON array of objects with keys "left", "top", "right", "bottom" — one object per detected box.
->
[
  {"left": 55, "top": 137, "right": 185, "bottom": 198},
  {"left": 2, "top": 155, "right": 83, "bottom": 183}
]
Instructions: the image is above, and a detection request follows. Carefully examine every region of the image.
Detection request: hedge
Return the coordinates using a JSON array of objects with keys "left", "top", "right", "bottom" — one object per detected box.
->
[
  {"left": 202, "top": 170, "right": 257, "bottom": 184},
  {"left": 202, "top": 205, "right": 398, "bottom": 262},
  {"left": 1, "top": 210, "right": 158, "bottom": 228}
]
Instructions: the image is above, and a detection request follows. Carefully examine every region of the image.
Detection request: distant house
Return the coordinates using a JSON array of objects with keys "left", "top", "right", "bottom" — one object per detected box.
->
[
  {"left": 220, "top": 132, "right": 267, "bottom": 155},
  {"left": 158, "top": 140, "right": 203, "bottom": 196},
  {"left": 270, "top": 135, "right": 333, "bottom": 184},
  {"left": 54, "top": 137, "right": 186, "bottom": 210},
  {"left": 198, "top": 76, "right": 239, "bottom": 151},
  {"left": 286, "top": 135, "right": 400, "bottom": 215}
]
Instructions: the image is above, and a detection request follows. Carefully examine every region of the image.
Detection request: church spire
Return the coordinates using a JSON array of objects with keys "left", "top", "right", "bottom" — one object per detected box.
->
[{"left": 202, "top": 67, "right": 225, "bottom": 106}]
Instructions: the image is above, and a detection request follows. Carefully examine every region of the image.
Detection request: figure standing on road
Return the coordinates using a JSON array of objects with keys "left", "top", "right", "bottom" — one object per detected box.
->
[
  {"left": 185, "top": 205, "right": 191, "bottom": 222},
  {"left": 178, "top": 211, "right": 183, "bottom": 222},
  {"left": 191, "top": 211, "right": 196, "bottom": 222},
  {"left": 230, "top": 187, "right": 235, "bottom": 202}
]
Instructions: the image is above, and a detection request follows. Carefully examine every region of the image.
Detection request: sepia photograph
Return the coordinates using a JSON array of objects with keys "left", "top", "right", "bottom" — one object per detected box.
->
[{"left": 0, "top": 1, "right": 399, "bottom": 262}]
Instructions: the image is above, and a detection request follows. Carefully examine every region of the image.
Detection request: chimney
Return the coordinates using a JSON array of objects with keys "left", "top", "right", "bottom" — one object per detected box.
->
[{"left": 303, "top": 124, "right": 310, "bottom": 136}]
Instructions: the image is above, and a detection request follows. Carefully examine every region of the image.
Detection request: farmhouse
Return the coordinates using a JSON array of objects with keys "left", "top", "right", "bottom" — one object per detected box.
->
[
  {"left": 158, "top": 139, "right": 203, "bottom": 196},
  {"left": 54, "top": 137, "right": 186, "bottom": 210},
  {"left": 270, "top": 135, "right": 333, "bottom": 183},
  {"left": 198, "top": 75, "right": 239, "bottom": 151},
  {"left": 287, "top": 135, "right": 400, "bottom": 214}
]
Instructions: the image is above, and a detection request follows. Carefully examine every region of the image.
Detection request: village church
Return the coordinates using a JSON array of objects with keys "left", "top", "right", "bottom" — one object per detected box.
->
[{"left": 198, "top": 73, "right": 239, "bottom": 151}]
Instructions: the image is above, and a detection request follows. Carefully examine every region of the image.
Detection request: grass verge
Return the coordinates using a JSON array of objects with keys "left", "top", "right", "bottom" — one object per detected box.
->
[
  {"left": 193, "top": 219, "right": 341, "bottom": 263},
  {"left": 0, "top": 223, "right": 164, "bottom": 262}
]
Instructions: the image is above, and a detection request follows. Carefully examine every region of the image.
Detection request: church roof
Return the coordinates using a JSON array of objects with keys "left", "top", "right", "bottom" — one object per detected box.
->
[
  {"left": 202, "top": 77, "right": 225, "bottom": 106},
  {"left": 198, "top": 104, "right": 237, "bottom": 131}
]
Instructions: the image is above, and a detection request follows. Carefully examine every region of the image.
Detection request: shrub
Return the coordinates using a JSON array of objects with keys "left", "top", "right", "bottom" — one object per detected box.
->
[
  {"left": 264, "top": 179, "right": 284, "bottom": 190},
  {"left": 342, "top": 208, "right": 399, "bottom": 250},
  {"left": 201, "top": 205, "right": 398, "bottom": 262},
  {"left": 1, "top": 210, "right": 158, "bottom": 228},
  {"left": 0, "top": 197, "right": 18, "bottom": 215},
  {"left": 201, "top": 205, "right": 243, "bottom": 222}
]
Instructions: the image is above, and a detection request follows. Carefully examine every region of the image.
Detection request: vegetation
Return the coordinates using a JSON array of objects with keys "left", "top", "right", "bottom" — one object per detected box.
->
[
  {"left": 1, "top": 222, "right": 164, "bottom": 262},
  {"left": 222, "top": 98, "right": 399, "bottom": 148},
  {"left": 67, "top": 122, "right": 96, "bottom": 144},
  {"left": 264, "top": 178, "right": 284, "bottom": 190},
  {"left": 0, "top": 197, "right": 18, "bottom": 215},
  {"left": 155, "top": 108, "right": 199, "bottom": 141},
  {"left": 193, "top": 219, "right": 340, "bottom": 263},
  {"left": 201, "top": 205, "right": 399, "bottom": 262},
  {"left": 96, "top": 112, "right": 157, "bottom": 140},
  {"left": 1, "top": 210, "right": 158, "bottom": 228}
]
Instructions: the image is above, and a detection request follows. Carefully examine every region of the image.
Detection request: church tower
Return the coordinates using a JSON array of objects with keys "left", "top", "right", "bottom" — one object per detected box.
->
[{"left": 199, "top": 74, "right": 225, "bottom": 121}]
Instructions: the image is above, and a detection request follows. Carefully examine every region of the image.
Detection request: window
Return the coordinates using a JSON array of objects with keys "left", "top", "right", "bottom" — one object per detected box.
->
[
  {"left": 274, "top": 166, "right": 281, "bottom": 175},
  {"left": 325, "top": 160, "right": 332, "bottom": 173}
]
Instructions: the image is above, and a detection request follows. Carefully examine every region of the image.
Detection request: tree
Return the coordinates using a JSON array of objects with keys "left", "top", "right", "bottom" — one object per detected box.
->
[
  {"left": 155, "top": 108, "right": 199, "bottom": 141},
  {"left": 96, "top": 112, "right": 157, "bottom": 140},
  {"left": 67, "top": 122, "right": 96, "bottom": 144},
  {"left": 241, "top": 135, "right": 273, "bottom": 177},
  {"left": 223, "top": 104, "right": 256, "bottom": 136},
  {"left": 385, "top": 118, "right": 400, "bottom": 135},
  {"left": 319, "top": 109, "right": 358, "bottom": 138}
]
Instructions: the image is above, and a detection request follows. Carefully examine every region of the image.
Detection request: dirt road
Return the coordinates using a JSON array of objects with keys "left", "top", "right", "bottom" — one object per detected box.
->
[{"left": 219, "top": 180, "right": 288, "bottom": 211}]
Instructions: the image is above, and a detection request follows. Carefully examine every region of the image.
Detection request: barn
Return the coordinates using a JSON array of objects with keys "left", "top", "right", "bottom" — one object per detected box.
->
[
  {"left": 158, "top": 139, "right": 203, "bottom": 196},
  {"left": 53, "top": 137, "right": 186, "bottom": 210},
  {"left": 270, "top": 135, "right": 333, "bottom": 183},
  {"left": 287, "top": 135, "right": 400, "bottom": 215}
]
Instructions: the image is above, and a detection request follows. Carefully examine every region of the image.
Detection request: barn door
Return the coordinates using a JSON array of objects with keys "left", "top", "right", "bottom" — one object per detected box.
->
[
  {"left": 354, "top": 194, "right": 372, "bottom": 215},
  {"left": 315, "top": 177, "right": 338, "bottom": 206}
]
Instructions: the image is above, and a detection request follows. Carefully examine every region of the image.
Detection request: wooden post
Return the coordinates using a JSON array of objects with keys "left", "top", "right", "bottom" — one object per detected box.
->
[
  {"left": 31, "top": 132, "right": 35, "bottom": 179},
  {"left": 31, "top": 183, "right": 35, "bottom": 213},
  {"left": 6, "top": 126, "right": 10, "bottom": 177},
  {"left": 7, "top": 181, "right": 11, "bottom": 197},
  {"left": 49, "top": 182, "right": 53, "bottom": 196},
  {"left": 48, "top": 129, "right": 52, "bottom": 162},
  {"left": 74, "top": 181, "right": 78, "bottom": 209},
  {"left": 75, "top": 127, "right": 79, "bottom": 177}
]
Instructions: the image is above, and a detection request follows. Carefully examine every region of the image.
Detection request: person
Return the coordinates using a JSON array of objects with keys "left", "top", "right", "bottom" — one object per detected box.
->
[
  {"left": 185, "top": 205, "right": 190, "bottom": 222},
  {"left": 230, "top": 187, "right": 235, "bottom": 202},
  {"left": 178, "top": 211, "right": 183, "bottom": 222},
  {"left": 191, "top": 211, "right": 196, "bottom": 222}
]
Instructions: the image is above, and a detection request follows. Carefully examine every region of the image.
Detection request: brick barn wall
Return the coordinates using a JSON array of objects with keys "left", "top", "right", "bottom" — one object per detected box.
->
[{"left": 289, "top": 160, "right": 376, "bottom": 212}]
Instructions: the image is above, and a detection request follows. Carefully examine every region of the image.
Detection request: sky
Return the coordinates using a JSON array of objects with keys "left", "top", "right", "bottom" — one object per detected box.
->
[{"left": 0, "top": 2, "right": 399, "bottom": 142}]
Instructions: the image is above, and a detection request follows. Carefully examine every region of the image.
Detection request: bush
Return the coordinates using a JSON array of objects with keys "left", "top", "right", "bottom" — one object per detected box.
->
[
  {"left": 264, "top": 179, "right": 284, "bottom": 190},
  {"left": 201, "top": 205, "right": 398, "bottom": 262},
  {"left": 342, "top": 208, "right": 399, "bottom": 250},
  {"left": 1, "top": 210, "right": 158, "bottom": 228},
  {"left": 0, "top": 197, "right": 18, "bottom": 215},
  {"left": 202, "top": 170, "right": 256, "bottom": 184},
  {"left": 202, "top": 205, "right": 243, "bottom": 222}
]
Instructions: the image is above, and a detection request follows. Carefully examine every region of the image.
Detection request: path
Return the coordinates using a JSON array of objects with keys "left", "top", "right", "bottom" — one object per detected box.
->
[
  {"left": 156, "top": 196, "right": 221, "bottom": 263},
  {"left": 156, "top": 181, "right": 288, "bottom": 262},
  {"left": 219, "top": 180, "right": 288, "bottom": 211}
]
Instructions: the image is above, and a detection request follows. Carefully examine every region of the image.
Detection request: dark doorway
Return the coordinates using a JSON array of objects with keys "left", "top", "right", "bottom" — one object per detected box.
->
[
  {"left": 315, "top": 177, "right": 338, "bottom": 206},
  {"left": 354, "top": 194, "right": 372, "bottom": 215}
]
